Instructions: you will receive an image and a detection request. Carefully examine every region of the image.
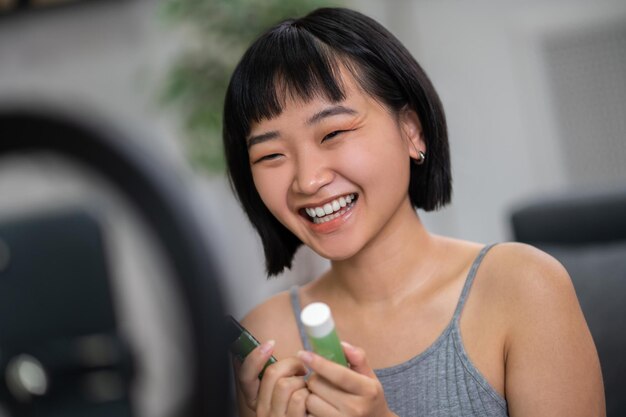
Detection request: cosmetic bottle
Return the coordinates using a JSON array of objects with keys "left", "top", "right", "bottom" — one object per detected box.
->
[
  {"left": 225, "top": 315, "right": 276, "bottom": 379},
  {"left": 300, "top": 302, "right": 348, "bottom": 366}
]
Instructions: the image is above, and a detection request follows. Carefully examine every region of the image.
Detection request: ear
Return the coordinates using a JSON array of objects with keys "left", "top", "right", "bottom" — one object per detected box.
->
[{"left": 399, "top": 107, "right": 425, "bottom": 160}]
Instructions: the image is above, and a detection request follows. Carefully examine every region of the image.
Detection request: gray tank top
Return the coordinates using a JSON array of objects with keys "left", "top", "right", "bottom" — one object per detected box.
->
[{"left": 290, "top": 244, "right": 509, "bottom": 417}]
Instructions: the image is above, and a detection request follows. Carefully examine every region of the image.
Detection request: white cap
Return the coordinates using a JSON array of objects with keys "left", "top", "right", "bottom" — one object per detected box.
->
[{"left": 301, "top": 302, "right": 335, "bottom": 338}]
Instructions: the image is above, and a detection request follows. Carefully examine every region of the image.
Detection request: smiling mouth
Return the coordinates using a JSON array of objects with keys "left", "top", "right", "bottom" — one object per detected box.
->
[{"left": 300, "top": 193, "right": 358, "bottom": 224}]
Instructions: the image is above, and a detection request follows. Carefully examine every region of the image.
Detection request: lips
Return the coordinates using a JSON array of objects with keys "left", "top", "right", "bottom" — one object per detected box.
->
[{"left": 301, "top": 193, "right": 358, "bottom": 224}]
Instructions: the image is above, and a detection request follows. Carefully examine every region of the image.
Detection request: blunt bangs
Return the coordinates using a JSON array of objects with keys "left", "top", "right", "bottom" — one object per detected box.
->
[{"left": 238, "top": 23, "right": 348, "bottom": 125}]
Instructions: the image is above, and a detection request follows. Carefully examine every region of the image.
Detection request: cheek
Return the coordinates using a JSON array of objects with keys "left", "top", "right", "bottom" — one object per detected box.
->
[
  {"left": 340, "top": 134, "right": 411, "bottom": 188},
  {"left": 252, "top": 169, "right": 290, "bottom": 217}
]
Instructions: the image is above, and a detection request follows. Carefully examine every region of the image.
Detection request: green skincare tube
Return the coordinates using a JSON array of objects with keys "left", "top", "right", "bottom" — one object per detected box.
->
[
  {"left": 300, "top": 302, "right": 348, "bottom": 367},
  {"left": 225, "top": 315, "right": 277, "bottom": 379}
]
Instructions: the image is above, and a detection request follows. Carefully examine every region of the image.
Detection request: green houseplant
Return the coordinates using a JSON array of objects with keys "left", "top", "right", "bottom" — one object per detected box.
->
[{"left": 161, "top": 0, "right": 342, "bottom": 172}]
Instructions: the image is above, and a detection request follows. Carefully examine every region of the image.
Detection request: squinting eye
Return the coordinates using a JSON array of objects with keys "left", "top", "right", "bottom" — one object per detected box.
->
[
  {"left": 253, "top": 153, "right": 282, "bottom": 164},
  {"left": 322, "top": 130, "right": 347, "bottom": 142}
]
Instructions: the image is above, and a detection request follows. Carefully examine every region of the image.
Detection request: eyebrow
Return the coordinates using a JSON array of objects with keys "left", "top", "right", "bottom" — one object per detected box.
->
[
  {"left": 306, "top": 105, "right": 358, "bottom": 125},
  {"left": 247, "top": 130, "right": 279, "bottom": 149},
  {"left": 247, "top": 105, "right": 358, "bottom": 149}
]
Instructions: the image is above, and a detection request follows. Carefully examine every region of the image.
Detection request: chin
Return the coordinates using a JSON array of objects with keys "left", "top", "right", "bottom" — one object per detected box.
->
[{"left": 311, "top": 244, "right": 361, "bottom": 262}]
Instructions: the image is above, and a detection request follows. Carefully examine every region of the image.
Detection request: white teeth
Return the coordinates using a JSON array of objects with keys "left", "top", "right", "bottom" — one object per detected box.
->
[{"left": 305, "top": 193, "right": 357, "bottom": 222}]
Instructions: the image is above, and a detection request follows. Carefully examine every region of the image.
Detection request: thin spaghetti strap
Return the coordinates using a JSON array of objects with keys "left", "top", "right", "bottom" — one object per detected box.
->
[
  {"left": 452, "top": 243, "right": 498, "bottom": 323},
  {"left": 289, "top": 286, "right": 313, "bottom": 350}
]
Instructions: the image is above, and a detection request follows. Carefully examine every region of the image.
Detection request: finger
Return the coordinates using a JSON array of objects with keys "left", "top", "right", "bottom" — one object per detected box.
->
[
  {"left": 306, "top": 392, "right": 341, "bottom": 417},
  {"left": 257, "top": 357, "right": 308, "bottom": 415},
  {"left": 297, "top": 350, "right": 365, "bottom": 394},
  {"left": 237, "top": 340, "right": 276, "bottom": 408},
  {"left": 341, "top": 341, "right": 377, "bottom": 378},
  {"left": 306, "top": 373, "right": 349, "bottom": 408},
  {"left": 285, "top": 387, "right": 309, "bottom": 417},
  {"left": 270, "top": 376, "right": 306, "bottom": 416}
]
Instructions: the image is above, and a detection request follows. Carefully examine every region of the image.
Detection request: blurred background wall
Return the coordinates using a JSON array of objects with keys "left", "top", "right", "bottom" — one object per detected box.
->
[{"left": 1, "top": 0, "right": 625, "bottom": 321}]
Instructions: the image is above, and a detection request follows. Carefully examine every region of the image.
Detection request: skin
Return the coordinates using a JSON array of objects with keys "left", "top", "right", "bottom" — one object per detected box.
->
[{"left": 233, "top": 72, "right": 605, "bottom": 417}]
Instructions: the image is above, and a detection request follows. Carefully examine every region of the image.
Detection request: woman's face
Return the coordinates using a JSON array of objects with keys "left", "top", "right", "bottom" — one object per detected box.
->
[{"left": 247, "top": 74, "right": 424, "bottom": 260}]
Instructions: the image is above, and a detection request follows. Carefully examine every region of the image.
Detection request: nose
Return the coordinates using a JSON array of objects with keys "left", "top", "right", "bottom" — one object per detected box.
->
[{"left": 291, "top": 149, "right": 334, "bottom": 195}]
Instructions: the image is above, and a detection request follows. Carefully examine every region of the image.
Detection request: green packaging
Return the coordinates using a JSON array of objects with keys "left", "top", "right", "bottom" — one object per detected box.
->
[
  {"left": 300, "top": 302, "right": 348, "bottom": 367},
  {"left": 225, "top": 315, "right": 277, "bottom": 379}
]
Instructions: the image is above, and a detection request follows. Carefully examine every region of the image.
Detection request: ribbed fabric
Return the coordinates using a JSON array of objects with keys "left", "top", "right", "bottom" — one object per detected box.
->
[{"left": 290, "top": 244, "right": 509, "bottom": 417}]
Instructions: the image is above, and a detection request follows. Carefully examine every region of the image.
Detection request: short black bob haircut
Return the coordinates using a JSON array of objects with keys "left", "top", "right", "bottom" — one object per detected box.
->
[{"left": 223, "top": 7, "right": 452, "bottom": 276}]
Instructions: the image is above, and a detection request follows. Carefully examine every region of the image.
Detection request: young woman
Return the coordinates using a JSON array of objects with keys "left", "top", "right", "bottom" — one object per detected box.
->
[{"left": 222, "top": 7, "right": 605, "bottom": 417}]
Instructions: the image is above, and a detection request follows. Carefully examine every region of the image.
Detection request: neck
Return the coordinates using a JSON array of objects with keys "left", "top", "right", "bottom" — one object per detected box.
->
[{"left": 329, "top": 202, "right": 442, "bottom": 307}]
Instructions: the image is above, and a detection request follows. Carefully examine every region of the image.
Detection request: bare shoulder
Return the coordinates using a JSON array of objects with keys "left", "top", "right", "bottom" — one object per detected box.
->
[
  {"left": 240, "top": 289, "right": 304, "bottom": 359},
  {"left": 484, "top": 241, "right": 569, "bottom": 277},
  {"left": 480, "top": 246, "right": 605, "bottom": 415},
  {"left": 457, "top": 240, "right": 581, "bottom": 350},
  {"left": 478, "top": 242, "right": 576, "bottom": 309}
]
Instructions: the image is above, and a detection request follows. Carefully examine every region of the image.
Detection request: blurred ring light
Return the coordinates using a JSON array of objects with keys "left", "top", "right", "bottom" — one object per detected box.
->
[{"left": 0, "top": 108, "right": 231, "bottom": 417}]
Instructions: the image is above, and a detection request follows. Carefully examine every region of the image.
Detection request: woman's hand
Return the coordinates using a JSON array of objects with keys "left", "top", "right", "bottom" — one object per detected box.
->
[
  {"left": 234, "top": 340, "right": 309, "bottom": 416},
  {"left": 298, "top": 342, "right": 397, "bottom": 417}
]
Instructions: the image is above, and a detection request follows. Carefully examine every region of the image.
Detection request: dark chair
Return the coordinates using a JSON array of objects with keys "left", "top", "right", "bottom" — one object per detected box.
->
[{"left": 511, "top": 187, "right": 626, "bottom": 417}]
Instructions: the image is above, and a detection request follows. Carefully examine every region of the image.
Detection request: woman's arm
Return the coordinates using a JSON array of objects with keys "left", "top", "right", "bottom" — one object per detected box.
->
[{"left": 502, "top": 245, "right": 605, "bottom": 416}]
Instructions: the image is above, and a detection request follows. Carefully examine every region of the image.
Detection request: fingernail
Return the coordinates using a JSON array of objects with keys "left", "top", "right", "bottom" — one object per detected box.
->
[
  {"left": 260, "top": 340, "right": 275, "bottom": 355},
  {"left": 341, "top": 341, "right": 354, "bottom": 351},
  {"left": 297, "top": 350, "right": 313, "bottom": 364}
]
